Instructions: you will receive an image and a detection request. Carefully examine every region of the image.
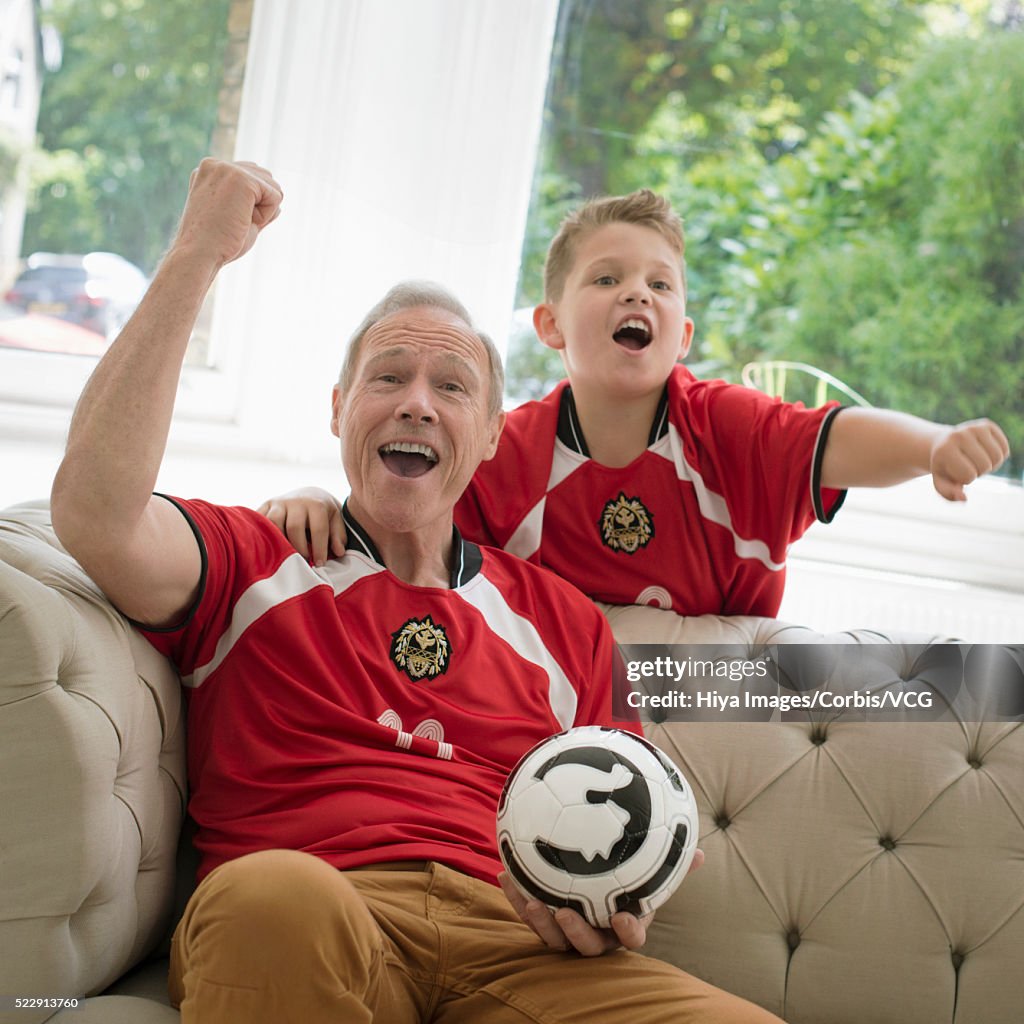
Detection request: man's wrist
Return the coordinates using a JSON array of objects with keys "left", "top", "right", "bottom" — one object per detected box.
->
[{"left": 155, "top": 241, "right": 224, "bottom": 295}]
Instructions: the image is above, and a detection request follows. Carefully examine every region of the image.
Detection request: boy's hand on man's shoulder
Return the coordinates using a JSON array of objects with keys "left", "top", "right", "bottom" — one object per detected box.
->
[
  {"left": 257, "top": 487, "right": 347, "bottom": 565},
  {"left": 930, "top": 418, "right": 1010, "bottom": 501}
]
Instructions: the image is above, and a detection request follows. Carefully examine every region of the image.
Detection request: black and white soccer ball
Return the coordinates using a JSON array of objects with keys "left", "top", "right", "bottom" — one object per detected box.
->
[{"left": 496, "top": 726, "right": 699, "bottom": 929}]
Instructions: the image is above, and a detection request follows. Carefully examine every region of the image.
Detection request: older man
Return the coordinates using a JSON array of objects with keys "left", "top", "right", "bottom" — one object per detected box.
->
[{"left": 50, "top": 160, "right": 779, "bottom": 1024}]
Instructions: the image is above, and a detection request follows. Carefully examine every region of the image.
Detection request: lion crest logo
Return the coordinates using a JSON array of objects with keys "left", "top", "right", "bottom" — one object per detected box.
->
[
  {"left": 599, "top": 492, "right": 654, "bottom": 554},
  {"left": 390, "top": 615, "right": 451, "bottom": 681}
]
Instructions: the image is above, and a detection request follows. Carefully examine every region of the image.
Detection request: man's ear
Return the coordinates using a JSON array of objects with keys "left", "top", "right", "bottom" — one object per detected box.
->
[
  {"left": 533, "top": 303, "right": 565, "bottom": 352},
  {"left": 330, "top": 384, "right": 343, "bottom": 438},
  {"left": 482, "top": 410, "right": 507, "bottom": 462},
  {"left": 677, "top": 317, "right": 695, "bottom": 361}
]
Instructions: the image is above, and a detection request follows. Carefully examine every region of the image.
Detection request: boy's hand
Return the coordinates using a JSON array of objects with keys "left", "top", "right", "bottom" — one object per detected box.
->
[
  {"left": 256, "top": 487, "right": 346, "bottom": 565},
  {"left": 497, "top": 848, "right": 704, "bottom": 957},
  {"left": 930, "top": 419, "right": 1010, "bottom": 502}
]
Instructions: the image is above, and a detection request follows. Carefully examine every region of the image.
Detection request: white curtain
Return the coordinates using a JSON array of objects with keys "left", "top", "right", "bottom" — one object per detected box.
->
[{"left": 209, "top": 0, "right": 559, "bottom": 462}]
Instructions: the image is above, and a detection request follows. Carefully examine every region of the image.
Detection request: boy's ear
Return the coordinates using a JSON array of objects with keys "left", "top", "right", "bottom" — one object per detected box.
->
[
  {"left": 677, "top": 317, "right": 696, "bottom": 361},
  {"left": 533, "top": 303, "right": 565, "bottom": 351}
]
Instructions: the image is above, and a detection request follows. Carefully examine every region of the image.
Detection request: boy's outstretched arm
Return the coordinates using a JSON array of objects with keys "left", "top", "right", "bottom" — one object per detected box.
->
[{"left": 820, "top": 408, "right": 1010, "bottom": 501}]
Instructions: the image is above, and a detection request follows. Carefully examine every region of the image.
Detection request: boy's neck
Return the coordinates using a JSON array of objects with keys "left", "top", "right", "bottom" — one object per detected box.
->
[{"left": 570, "top": 383, "right": 664, "bottom": 468}]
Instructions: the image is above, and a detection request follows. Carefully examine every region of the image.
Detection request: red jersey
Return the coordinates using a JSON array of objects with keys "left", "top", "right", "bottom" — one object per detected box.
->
[
  {"left": 142, "top": 498, "right": 634, "bottom": 883},
  {"left": 456, "top": 365, "right": 845, "bottom": 616}
]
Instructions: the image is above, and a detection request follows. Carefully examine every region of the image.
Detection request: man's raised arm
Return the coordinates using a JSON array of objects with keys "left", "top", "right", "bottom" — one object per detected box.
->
[{"left": 50, "top": 159, "right": 284, "bottom": 626}]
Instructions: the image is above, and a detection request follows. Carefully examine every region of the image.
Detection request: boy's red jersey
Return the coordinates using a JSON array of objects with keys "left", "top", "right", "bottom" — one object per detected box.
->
[{"left": 456, "top": 365, "right": 845, "bottom": 617}]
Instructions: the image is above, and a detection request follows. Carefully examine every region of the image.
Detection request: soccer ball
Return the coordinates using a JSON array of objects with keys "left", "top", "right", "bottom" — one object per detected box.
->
[{"left": 496, "top": 726, "right": 699, "bottom": 929}]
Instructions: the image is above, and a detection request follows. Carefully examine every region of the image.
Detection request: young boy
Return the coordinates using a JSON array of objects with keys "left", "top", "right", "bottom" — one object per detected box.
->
[{"left": 260, "top": 190, "right": 1009, "bottom": 618}]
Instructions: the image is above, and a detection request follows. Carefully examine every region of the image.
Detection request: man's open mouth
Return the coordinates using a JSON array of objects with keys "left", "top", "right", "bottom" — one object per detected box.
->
[
  {"left": 613, "top": 317, "right": 652, "bottom": 351},
  {"left": 379, "top": 441, "right": 439, "bottom": 478}
]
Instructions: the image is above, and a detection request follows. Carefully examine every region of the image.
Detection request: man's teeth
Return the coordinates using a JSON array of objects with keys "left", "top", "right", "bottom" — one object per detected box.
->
[{"left": 381, "top": 441, "right": 438, "bottom": 462}]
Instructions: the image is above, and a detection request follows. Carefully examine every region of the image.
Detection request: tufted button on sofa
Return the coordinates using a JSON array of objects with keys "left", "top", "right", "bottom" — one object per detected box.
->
[{"left": 2, "top": 502, "right": 1022, "bottom": 1024}]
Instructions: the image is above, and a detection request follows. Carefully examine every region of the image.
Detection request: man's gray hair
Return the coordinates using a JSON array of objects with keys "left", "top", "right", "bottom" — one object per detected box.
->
[{"left": 338, "top": 280, "right": 505, "bottom": 416}]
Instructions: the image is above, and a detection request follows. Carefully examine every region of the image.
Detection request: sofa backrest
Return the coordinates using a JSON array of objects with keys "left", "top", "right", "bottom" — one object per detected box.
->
[{"left": 603, "top": 602, "right": 1024, "bottom": 1024}]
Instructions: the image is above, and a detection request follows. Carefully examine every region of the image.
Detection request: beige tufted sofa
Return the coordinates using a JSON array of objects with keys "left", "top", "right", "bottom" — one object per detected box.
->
[{"left": 1, "top": 500, "right": 1022, "bottom": 1024}]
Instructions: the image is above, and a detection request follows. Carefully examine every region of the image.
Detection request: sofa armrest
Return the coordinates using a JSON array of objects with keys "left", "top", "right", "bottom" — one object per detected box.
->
[{"left": 0, "top": 503, "right": 187, "bottom": 1005}]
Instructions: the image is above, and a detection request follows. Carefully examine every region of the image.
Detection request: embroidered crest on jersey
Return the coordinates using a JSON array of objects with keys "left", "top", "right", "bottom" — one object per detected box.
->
[
  {"left": 599, "top": 492, "right": 654, "bottom": 554},
  {"left": 390, "top": 616, "right": 451, "bottom": 681}
]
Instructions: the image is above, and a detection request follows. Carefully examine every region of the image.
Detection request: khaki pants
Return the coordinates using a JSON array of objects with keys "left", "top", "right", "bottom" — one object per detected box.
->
[{"left": 170, "top": 849, "right": 782, "bottom": 1024}]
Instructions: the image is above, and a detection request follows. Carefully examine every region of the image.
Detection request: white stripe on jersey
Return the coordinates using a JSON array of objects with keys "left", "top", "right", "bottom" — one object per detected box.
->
[
  {"left": 320, "top": 550, "right": 387, "bottom": 593},
  {"left": 183, "top": 551, "right": 383, "bottom": 688},
  {"left": 504, "top": 440, "right": 584, "bottom": 561},
  {"left": 505, "top": 499, "right": 545, "bottom": 560},
  {"left": 456, "top": 575, "right": 578, "bottom": 730},
  {"left": 658, "top": 425, "right": 786, "bottom": 572}
]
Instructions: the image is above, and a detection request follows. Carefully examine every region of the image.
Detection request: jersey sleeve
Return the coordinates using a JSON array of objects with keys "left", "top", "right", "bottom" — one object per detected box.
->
[
  {"left": 138, "top": 497, "right": 295, "bottom": 678},
  {"left": 682, "top": 379, "right": 846, "bottom": 557}
]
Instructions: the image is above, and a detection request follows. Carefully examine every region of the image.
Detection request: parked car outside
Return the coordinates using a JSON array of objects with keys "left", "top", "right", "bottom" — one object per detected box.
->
[
  {"left": 3, "top": 251, "right": 148, "bottom": 340},
  {"left": 0, "top": 300, "right": 109, "bottom": 356}
]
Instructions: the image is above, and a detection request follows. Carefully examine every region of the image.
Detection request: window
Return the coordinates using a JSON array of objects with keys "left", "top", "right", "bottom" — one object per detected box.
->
[
  {"left": 512, "top": 0, "right": 1024, "bottom": 488},
  {"left": 0, "top": 0, "right": 249, "bottom": 405},
  {"left": 1, "top": 0, "right": 559, "bottom": 503},
  {"left": 510, "top": 0, "right": 1023, "bottom": 635}
]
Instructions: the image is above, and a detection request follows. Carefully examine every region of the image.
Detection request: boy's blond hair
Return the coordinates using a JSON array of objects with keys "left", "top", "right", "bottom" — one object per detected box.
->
[{"left": 543, "top": 189, "right": 686, "bottom": 302}]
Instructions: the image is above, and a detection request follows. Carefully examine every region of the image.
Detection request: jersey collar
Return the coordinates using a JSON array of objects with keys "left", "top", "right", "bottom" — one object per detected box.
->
[
  {"left": 557, "top": 383, "right": 671, "bottom": 457},
  {"left": 341, "top": 500, "right": 483, "bottom": 588}
]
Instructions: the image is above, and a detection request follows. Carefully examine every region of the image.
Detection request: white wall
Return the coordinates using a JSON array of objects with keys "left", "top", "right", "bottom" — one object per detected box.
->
[{"left": 0, "top": 0, "right": 44, "bottom": 287}]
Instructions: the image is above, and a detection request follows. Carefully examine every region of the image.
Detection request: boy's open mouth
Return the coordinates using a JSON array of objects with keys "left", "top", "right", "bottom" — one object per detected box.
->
[
  {"left": 379, "top": 441, "right": 439, "bottom": 478},
  {"left": 613, "top": 317, "right": 652, "bottom": 351}
]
